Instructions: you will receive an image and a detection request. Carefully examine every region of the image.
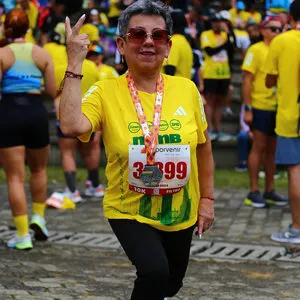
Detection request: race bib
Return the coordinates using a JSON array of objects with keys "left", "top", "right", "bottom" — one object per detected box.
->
[
  {"left": 128, "top": 145, "right": 191, "bottom": 195},
  {"left": 212, "top": 50, "right": 228, "bottom": 62}
]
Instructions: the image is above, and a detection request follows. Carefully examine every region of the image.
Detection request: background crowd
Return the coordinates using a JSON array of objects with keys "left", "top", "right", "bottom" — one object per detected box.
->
[{"left": 0, "top": 0, "right": 299, "bottom": 249}]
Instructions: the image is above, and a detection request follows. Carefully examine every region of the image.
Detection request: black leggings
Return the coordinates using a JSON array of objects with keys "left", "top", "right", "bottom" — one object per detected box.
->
[{"left": 109, "top": 219, "right": 195, "bottom": 300}]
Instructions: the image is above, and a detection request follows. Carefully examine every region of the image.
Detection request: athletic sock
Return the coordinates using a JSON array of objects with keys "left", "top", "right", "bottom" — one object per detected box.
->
[
  {"left": 88, "top": 169, "right": 99, "bottom": 188},
  {"left": 32, "top": 202, "right": 46, "bottom": 218},
  {"left": 13, "top": 215, "right": 29, "bottom": 237},
  {"left": 64, "top": 171, "right": 76, "bottom": 193}
]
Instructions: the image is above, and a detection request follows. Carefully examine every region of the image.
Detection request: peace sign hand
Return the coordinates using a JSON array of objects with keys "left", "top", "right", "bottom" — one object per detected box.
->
[{"left": 65, "top": 15, "right": 90, "bottom": 68}]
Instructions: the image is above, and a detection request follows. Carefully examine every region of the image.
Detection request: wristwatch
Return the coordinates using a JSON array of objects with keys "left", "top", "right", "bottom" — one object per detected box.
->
[{"left": 245, "top": 105, "right": 252, "bottom": 111}]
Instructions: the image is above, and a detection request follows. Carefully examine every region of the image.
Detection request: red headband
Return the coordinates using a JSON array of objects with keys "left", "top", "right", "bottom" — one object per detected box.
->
[{"left": 260, "top": 16, "right": 282, "bottom": 29}]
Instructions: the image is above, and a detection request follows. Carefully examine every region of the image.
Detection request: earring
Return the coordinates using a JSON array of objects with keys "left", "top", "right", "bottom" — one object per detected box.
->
[
  {"left": 121, "top": 56, "right": 124, "bottom": 64},
  {"left": 165, "top": 57, "right": 169, "bottom": 64}
]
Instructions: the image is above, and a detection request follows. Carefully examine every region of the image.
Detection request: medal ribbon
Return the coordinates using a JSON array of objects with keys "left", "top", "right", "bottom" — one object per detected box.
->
[{"left": 126, "top": 72, "right": 164, "bottom": 165}]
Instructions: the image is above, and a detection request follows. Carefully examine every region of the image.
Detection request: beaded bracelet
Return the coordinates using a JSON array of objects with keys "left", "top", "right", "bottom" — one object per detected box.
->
[
  {"left": 201, "top": 196, "right": 215, "bottom": 201},
  {"left": 65, "top": 71, "right": 84, "bottom": 80}
]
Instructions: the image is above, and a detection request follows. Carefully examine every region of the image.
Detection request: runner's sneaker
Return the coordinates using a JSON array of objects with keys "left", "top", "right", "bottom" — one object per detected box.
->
[
  {"left": 208, "top": 130, "right": 217, "bottom": 141},
  {"left": 235, "top": 163, "right": 248, "bottom": 172},
  {"left": 65, "top": 188, "right": 83, "bottom": 203},
  {"left": 271, "top": 225, "right": 300, "bottom": 244},
  {"left": 263, "top": 190, "right": 288, "bottom": 206},
  {"left": 85, "top": 180, "right": 92, "bottom": 189},
  {"left": 217, "top": 132, "right": 234, "bottom": 142},
  {"left": 244, "top": 191, "right": 268, "bottom": 208},
  {"left": 7, "top": 233, "right": 33, "bottom": 250},
  {"left": 30, "top": 214, "right": 49, "bottom": 241},
  {"left": 85, "top": 184, "right": 105, "bottom": 197}
]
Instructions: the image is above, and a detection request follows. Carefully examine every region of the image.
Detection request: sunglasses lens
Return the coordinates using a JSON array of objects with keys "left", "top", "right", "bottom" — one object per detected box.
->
[
  {"left": 128, "top": 28, "right": 147, "bottom": 42},
  {"left": 126, "top": 28, "right": 169, "bottom": 44},
  {"left": 152, "top": 29, "right": 169, "bottom": 43},
  {"left": 269, "top": 27, "right": 282, "bottom": 32}
]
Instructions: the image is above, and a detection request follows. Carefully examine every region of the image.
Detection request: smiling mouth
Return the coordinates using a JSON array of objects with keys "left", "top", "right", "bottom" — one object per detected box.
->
[{"left": 140, "top": 51, "right": 155, "bottom": 56}]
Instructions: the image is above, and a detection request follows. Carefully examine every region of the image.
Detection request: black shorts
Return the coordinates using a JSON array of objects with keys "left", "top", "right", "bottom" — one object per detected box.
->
[
  {"left": 204, "top": 79, "right": 230, "bottom": 96},
  {"left": 56, "top": 120, "right": 95, "bottom": 141},
  {"left": 252, "top": 108, "right": 276, "bottom": 136},
  {"left": 0, "top": 93, "right": 49, "bottom": 148}
]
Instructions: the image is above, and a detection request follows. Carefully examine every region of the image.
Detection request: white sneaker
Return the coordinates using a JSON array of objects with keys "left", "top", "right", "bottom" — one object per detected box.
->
[
  {"left": 85, "top": 184, "right": 105, "bottom": 197},
  {"left": 30, "top": 214, "right": 49, "bottom": 241},
  {"left": 65, "top": 188, "right": 83, "bottom": 203},
  {"left": 7, "top": 233, "right": 33, "bottom": 250}
]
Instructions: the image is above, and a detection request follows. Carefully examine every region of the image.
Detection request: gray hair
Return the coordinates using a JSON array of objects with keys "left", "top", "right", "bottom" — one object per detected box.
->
[{"left": 118, "top": 0, "right": 173, "bottom": 37}]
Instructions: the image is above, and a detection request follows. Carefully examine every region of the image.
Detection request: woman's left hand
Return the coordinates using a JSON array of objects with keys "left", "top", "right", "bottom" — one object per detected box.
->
[{"left": 197, "top": 197, "right": 215, "bottom": 236}]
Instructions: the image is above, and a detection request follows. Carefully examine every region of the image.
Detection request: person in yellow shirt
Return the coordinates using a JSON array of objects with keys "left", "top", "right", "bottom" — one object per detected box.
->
[
  {"left": 164, "top": 10, "right": 193, "bottom": 79},
  {"left": 86, "top": 44, "right": 119, "bottom": 80},
  {"left": 79, "top": 9, "right": 100, "bottom": 45},
  {"left": 50, "top": 58, "right": 104, "bottom": 203},
  {"left": 59, "top": 2, "right": 215, "bottom": 298},
  {"left": 242, "top": 16, "right": 287, "bottom": 208},
  {"left": 200, "top": 13, "right": 234, "bottom": 141},
  {"left": 43, "top": 28, "right": 68, "bottom": 68},
  {"left": 108, "top": 0, "right": 121, "bottom": 27},
  {"left": 16, "top": 0, "right": 38, "bottom": 43},
  {"left": 265, "top": 0, "right": 300, "bottom": 244},
  {"left": 247, "top": 4, "right": 262, "bottom": 25},
  {"left": 229, "top": 1, "right": 250, "bottom": 29}
]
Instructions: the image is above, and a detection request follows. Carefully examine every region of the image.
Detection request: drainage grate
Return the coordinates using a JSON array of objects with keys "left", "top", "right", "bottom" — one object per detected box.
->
[
  {"left": 0, "top": 226, "right": 298, "bottom": 262},
  {"left": 190, "top": 240, "right": 286, "bottom": 261}
]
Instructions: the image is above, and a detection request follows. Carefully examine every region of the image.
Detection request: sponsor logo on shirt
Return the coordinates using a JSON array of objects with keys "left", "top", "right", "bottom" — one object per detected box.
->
[{"left": 174, "top": 106, "right": 188, "bottom": 116}]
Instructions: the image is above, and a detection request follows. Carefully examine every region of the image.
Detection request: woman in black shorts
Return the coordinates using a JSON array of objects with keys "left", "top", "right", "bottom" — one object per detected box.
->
[{"left": 0, "top": 9, "right": 56, "bottom": 250}]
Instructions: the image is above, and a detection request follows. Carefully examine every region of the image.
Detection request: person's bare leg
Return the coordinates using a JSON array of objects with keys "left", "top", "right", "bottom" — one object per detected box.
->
[
  {"left": 0, "top": 147, "right": 27, "bottom": 216},
  {"left": 204, "top": 93, "right": 216, "bottom": 131},
  {"left": 288, "top": 164, "right": 300, "bottom": 229},
  {"left": 225, "top": 84, "right": 233, "bottom": 110},
  {"left": 78, "top": 132, "right": 101, "bottom": 170},
  {"left": 248, "top": 130, "right": 267, "bottom": 192},
  {"left": 264, "top": 136, "right": 277, "bottom": 192},
  {"left": 214, "top": 94, "right": 226, "bottom": 132},
  {"left": 26, "top": 146, "right": 50, "bottom": 204}
]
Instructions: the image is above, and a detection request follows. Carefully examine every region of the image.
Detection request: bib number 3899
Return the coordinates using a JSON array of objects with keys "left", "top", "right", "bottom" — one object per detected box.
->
[
  {"left": 133, "top": 161, "right": 187, "bottom": 180},
  {"left": 128, "top": 145, "right": 191, "bottom": 195}
]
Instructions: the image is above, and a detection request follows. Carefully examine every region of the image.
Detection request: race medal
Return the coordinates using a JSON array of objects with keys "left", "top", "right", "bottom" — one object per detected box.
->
[{"left": 140, "top": 164, "right": 163, "bottom": 187}]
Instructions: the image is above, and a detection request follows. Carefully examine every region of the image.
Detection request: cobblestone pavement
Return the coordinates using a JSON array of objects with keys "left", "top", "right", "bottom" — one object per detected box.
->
[{"left": 1, "top": 184, "right": 300, "bottom": 300}]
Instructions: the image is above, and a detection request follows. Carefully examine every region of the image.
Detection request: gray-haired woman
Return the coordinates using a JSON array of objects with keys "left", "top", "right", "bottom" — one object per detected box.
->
[{"left": 60, "top": 1, "right": 215, "bottom": 298}]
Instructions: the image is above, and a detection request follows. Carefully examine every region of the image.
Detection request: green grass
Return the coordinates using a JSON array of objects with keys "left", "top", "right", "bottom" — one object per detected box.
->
[
  {"left": 0, "top": 166, "right": 289, "bottom": 190},
  {"left": 214, "top": 169, "right": 288, "bottom": 189}
]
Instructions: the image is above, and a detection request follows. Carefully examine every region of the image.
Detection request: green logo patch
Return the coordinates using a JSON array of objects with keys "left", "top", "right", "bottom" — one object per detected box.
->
[
  {"left": 170, "top": 119, "right": 181, "bottom": 130},
  {"left": 128, "top": 122, "right": 141, "bottom": 133}
]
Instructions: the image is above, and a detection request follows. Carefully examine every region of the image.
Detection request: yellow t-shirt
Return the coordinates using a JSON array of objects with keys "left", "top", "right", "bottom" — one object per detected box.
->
[
  {"left": 264, "top": 30, "right": 300, "bottom": 137},
  {"left": 166, "top": 34, "right": 193, "bottom": 79},
  {"left": 80, "top": 23, "right": 99, "bottom": 43},
  {"left": 79, "top": 74, "right": 208, "bottom": 231},
  {"left": 242, "top": 41, "right": 276, "bottom": 111},
  {"left": 108, "top": 0, "right": 121, "bottom": 18},
  {"left": 229, "top": 8, "right": 250, "bottom": 28},
  {"left": 248, "top": 11, "right": 262, "bottom": 24},
  {"left": 98, "top": 64, "right": 119, "bottom": 81},
  {"left": 100, "top": 12, "right": 109, "bottom": 26},
  {"left": 43, "top": 43, "right": 68, "bottom": 68},
  {"left": 16, "top": 2, "right": 38, "bottom": 29},
  {"left": 201, "top": 30, "right": 230, "bottom": 79}
]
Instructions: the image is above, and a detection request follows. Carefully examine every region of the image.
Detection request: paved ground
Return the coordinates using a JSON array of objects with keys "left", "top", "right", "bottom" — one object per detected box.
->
[{"left": 1, "top": 184, "right": 300, "bottom": 300}]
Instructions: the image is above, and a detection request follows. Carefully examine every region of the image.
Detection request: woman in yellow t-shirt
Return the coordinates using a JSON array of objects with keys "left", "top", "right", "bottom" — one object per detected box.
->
[{"left": 60, "top": 1, "right": 214, "bottom": 299}]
